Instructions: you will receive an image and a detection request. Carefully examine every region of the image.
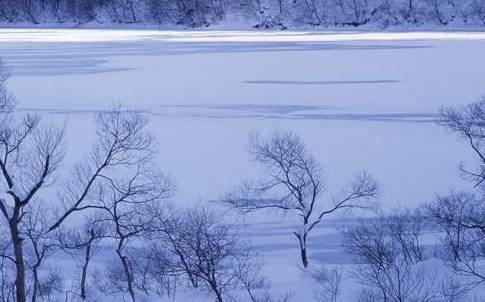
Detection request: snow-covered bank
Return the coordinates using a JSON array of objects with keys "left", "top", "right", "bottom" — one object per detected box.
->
[{"left": 3, "top": 28, "right": 485, "bottom": 43}]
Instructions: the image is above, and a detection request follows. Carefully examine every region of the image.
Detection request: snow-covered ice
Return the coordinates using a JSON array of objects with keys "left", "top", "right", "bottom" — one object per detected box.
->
[
  {"left": 1, "top": 29, "right": 482, "bottom": 205},
  {"left": 1, "top": 29, "right": 484, "bottom": 300}
]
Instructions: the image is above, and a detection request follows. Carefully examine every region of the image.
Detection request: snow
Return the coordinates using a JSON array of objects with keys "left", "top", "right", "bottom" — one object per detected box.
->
[
  {"left": 1, "top": 28, "right": 485, "bottom": 300},
  {"left": 2, "top": 29, "right": 482, "bottom": 205},
  {"left": 3, "top": 28, "right": 485, "bottom": 43}
]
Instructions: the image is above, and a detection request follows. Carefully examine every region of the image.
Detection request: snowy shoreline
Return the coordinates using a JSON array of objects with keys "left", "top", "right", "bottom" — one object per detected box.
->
[
  {"left": 3, "top": 23, "right": 485, "bottom": 31},
  {"left": 2, "top": 27, "right": 485, "bottom": 43}
]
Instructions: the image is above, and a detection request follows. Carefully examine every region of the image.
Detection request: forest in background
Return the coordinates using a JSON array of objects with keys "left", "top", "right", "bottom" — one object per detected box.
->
[{"left": 1, "top": 0, "right": 485, "bottom": 29}]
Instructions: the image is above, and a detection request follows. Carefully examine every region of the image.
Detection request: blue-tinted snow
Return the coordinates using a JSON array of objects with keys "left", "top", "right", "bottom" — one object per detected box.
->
[{"left": 2, "top": 29, "right": 484, "bottom": 301}]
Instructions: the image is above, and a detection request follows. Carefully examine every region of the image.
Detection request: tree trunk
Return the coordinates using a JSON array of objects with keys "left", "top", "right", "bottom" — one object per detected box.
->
[
  {"left": 294, "top": 222, "right": 310, "bottom": 268},
  {"left": 215, "top": 290, "right": 223, "bottom": 302},
  {"left": 22, "top": 0, "right": 39, "bottom": 24},
  {"left": 210, "top": 283, "right": 223, "bottom": 302},
  {"left": 10, "top": 217, "right": 26, "bottom": 302},
  {"left": 300, "top": 246, "right": 308, "bottom": 268},
  {"left": 128, "top": 1, "right": 137, "bottom": 23},
  {"left": 296, "top": 235, "right": 309, "bottom": 268},
  {"left": 116, "top": 247, "right": 135, "bottom": 302},
  {"left": 80, "top": 243, "right": 92, "bottom": 300},
  {"left": 31, "top": 268, "right": 39, "bottom": 302}
]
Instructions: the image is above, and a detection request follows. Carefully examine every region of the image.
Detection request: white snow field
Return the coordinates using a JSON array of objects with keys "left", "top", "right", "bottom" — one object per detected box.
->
[{"left": 1, "top": 29, "right": 485, "bottom": 301}]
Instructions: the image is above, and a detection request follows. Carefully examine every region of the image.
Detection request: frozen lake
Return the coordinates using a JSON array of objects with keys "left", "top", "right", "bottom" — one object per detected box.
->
[
  {"left": 2, "top": 29, "right": 485, "bottom": 301},
  {"left": 1, "top": 29, "right": 484, "bottom": 208}
]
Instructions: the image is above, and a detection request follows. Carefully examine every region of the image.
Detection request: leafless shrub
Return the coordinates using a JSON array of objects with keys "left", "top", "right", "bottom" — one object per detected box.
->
[
  {"left": 223, "top": 130, "right": 379, "bottom": 267},
  {"left": 439, "top": 99, "right": 485, "bottom": 188},
  {"left": 440, "top": 277, "right": 469, "bottom": 302},
  {"left": 148, "top": 207, "right": 289, "bottom": 302},
  {"left": 0, "top": 230, "right": 15, "bottom": 302},
  {"left": 0, "top": 59, "right": 14, "bottom": 113},
  {"left": 343, "top": 209, "right": 467, "bottom": 302},
  {"left": 427, "top": 191, "right": 485, "bottom": 288},
  {"left": 37, "top": 269, "right": 63, "bottom": 301},
  {"left": 57, "top": 216, "right": 107, "bottom": 300},
  {"left": 90, "top": 163, "right": 174, "bottom": 302},
  {"left": 22, "top": 205, "right": 60, "bottom": 302},
  {"left": 312, "top": 266, "right": 344, "bottom": 302},
  {"left": 233, "top": 245, "right": 293, "bottom": 302},
  {"left": 169, "top": 208, "right": 247, "bottom": 302},
  {"left": 128, "top": 244, "right": 178, "bottom": 297}
]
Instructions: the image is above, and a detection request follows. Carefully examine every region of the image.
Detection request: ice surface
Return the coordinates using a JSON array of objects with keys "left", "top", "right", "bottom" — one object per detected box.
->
[
  {"left": 1, "top": 29, "right": 484, "bottom": 300},
  {"left": 1, "top": 29, "right": 481, "bottom": 206}
]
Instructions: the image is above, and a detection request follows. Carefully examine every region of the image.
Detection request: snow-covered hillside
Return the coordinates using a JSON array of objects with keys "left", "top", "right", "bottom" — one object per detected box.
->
[{"left": 2, "top": 0, "right": 485, "bottom": 29}]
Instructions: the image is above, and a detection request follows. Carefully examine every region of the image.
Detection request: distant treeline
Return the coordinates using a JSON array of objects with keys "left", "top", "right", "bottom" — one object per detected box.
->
[{"left": 1, "top": 0, "right": 485, "bottom": 28}]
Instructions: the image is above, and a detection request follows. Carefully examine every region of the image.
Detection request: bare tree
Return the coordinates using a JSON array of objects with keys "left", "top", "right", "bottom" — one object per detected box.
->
[
  {"left": 34, "top": 270, "right": 62, "bottom": 302},
  {"left": 439, "top": 99, "right": 485, "bottom": 188},
  {"left": 172, "top": 208, "right": 242, "bottom": 302},
  {"left": 149, "top": 207, "right": 201, "bottom": 289},
  {"left": 90, "top": 161, "right": 174, "bottom": 301},
  {"left": 312, "top": 266, "right": 344, "bottom": 302},
  {"left": 343, "top": 209, "right": 466, "bottom": 302},
  {"left": 149, "top": 207, "right": 288, "bottom": 302},
  {"left": 0, "top": 74, "right": 65, "bottom": 302},
  {"left": 22, "top": 205, "right": 59, "bottom": 302},
  {"left": 433, "top": 99, "right": 485, "bottom": 289},
  {"left": 406, "top": 0, "right": 417, "bottom": 22},
  {"left": 427, "top": 191, "right": 485, "bottom": 288},
  {"left": 223, "top": 131, "right": 379, "bottom": 267},
  {"left": 238, "top": 264, "right": 293, "bottom": 302},
  {"left": 0, "top": 60, "right": 14, "bottom": 113},
  {"left": 49, "top": 108, "right": 160, "bottom": 233},
  {"left": 19, "top": 0, "right": 39, "bottom": 24},
  {"left": 129, "top": 242, "right": 179, "bottom": 298},
  {"left": 0, "top": 224, "right": 15, "bottom": 302},
  {"left": 57, "top": 216, "right": 107, "bottom": 300},
  {"left": 0, "top": 63, "right": 17, "bottom": 302},
  {"left": 0, "top": 61, "right": 175, "bottom": 302}
]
